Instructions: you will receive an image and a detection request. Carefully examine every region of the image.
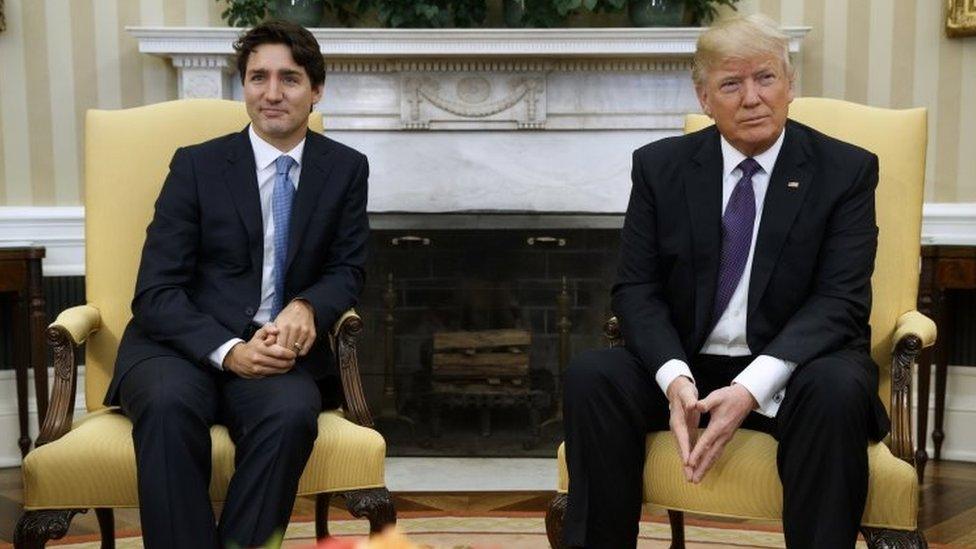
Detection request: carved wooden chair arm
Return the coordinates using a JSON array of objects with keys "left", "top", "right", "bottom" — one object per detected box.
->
[
  {"left": 888, "top": 310, "right": 937, "bottom": 464},
  {"left": 52, "top": 304, "right": 101, "bottom": 346},
  {"left": 330, "top": 308, "right": 373, "bottom": 428},
  {"left": 892, "top": 311, "right": 937, "bottom": 351},
  {"left": 36, "top": 305, "right": 101, "bottom": 447}
]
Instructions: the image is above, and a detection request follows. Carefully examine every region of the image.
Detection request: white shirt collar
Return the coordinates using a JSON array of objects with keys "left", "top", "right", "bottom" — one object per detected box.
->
[
  {"left": 248, "top": 125, "right": 305, "bottom": 172},
  {"left": 719, "top": 127, "right": 786, "bottom": 179}
]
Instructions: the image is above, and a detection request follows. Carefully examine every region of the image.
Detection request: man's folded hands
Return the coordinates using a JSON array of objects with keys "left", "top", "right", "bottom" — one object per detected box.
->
[{"left": 667, "top": 377, "right": 758, "bottom": 483}]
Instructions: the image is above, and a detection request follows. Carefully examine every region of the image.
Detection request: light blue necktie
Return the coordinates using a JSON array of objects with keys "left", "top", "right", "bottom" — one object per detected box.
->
[{"left": 271, "top": 155, "right": 297, "bottom": 318}]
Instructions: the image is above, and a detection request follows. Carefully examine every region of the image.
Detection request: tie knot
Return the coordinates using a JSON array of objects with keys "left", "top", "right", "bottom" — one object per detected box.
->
[
  {"left": 275, "top": 155, "right": 296, "bottom": 176},
  {"left": 738, "top": 158, "right": 761, "bottom": 179}
]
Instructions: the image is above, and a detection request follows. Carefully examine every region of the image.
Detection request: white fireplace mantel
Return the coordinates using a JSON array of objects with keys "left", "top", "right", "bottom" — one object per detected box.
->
[
  {"left": 128, "top": 26, "right": 810, "bottom": 213},
  {"left": 130, "top": 26, "right": 809, "bottom": 58}
]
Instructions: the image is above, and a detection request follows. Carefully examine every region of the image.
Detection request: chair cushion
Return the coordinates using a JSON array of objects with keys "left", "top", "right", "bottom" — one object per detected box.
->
[
  {"left": 556, "top": 429, "right": 918, "bottom": 530},
  {"left": 22, "top": 408, "right": 386, "bottom": 509}
]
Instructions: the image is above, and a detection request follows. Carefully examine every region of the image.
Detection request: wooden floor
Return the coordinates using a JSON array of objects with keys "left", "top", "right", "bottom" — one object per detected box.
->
[{"left": 1, "top": 460, "right": 974, "bottom": 546}]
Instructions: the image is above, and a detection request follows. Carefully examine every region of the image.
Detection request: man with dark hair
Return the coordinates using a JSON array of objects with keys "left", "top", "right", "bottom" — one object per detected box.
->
[
  {"left": 234, "top": 19, "right": 326, "bottom": 91},
  {"left": 108, "top": 20, "right": 369, "bottom": 548}
]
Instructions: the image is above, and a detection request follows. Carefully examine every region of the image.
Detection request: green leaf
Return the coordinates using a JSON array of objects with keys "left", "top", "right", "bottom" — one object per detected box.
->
[{"left": 553, "top": 0, "right": 581, "bottom": 16}]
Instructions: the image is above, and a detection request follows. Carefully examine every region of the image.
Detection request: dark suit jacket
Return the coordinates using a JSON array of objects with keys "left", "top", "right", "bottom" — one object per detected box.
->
[
  {"left": 106, "top": 127, "right": 369, "bottom": 405},
  {"left": 612, "top": 119, "right": 879, "bottom": 382}
]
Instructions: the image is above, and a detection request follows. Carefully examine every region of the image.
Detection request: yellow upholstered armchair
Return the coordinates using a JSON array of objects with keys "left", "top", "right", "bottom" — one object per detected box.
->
[
  {"left": 546, "top": 98, "right": 936, "bottom": 548},
  {"left": 14, "top": 100, "right": 393, "bottom": 547}
]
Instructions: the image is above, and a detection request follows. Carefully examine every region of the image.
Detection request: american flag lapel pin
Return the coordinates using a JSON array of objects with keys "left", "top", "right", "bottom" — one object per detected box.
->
[{"left": 787, "top": 181, "right": 800, "bottom": 189}]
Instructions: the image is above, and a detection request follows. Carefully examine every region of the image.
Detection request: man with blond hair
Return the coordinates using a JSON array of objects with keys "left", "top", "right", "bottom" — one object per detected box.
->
[{"left": 562, "top": 14, "right": 888, "bottom": 548}]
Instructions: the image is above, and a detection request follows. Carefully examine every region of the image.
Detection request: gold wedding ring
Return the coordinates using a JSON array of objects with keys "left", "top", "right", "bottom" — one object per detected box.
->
[{"left": 293, "top": 342, "right": 304, "bottom": 352}]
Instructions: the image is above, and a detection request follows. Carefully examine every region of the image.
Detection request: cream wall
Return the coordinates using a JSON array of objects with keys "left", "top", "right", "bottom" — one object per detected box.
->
[
  {"left": 0, "top": 0, "right": 974, "bottom": 205},
  {"left": 749, "top": 0, "right": 976, "bottom": 203},
  {"left": 0, "top": 0, "right": 224, "bottom": 206}
]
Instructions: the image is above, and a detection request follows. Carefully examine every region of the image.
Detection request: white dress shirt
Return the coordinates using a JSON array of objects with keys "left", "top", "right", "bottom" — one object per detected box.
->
[
  {"left": 655, "top": 129, "right": 797, "bottom": 417},
  {"left": 206, "top": 126, "right": 305, "bottom": 369}
]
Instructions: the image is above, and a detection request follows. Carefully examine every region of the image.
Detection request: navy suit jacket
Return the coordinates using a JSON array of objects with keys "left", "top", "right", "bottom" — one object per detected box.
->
[
  {"left": 611, "top": 119, "right": 889, "bottom": 435},
  {"left": 106, "top": 127, "right": 369, "bottom": 405}
]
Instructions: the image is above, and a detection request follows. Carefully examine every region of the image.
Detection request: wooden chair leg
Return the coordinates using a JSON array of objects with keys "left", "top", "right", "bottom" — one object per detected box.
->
[
  {"left": 344, "top": 488, "right": 396, "bottom": 534},
  {"left": 316, "top": 493, "right": 331, "bottom": 540},
  {"left": 860, "top": 526, "right": 928, "bottom": 548},
  {"left": 94, "top": 508, "right": 115, "bottom": 549},
  {"left": 545, "top": 492, "right": 568, "bottom": 549},
  {"left": 13, "top": 509, "right": 86, "bottom": 549},
  {"left": 667, "top": 510, "right": 685, "bottom": 549}
]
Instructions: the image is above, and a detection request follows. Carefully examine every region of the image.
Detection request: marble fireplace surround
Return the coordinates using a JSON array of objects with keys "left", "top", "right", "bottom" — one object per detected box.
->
[{"left": 130, "top": 27, "right": 810, "bottom": 225}]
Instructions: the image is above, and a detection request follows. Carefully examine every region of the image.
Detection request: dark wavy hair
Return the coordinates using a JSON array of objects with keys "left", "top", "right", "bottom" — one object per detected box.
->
[{"left": 233, "top": 19, "right": 325, "bottom": 89}]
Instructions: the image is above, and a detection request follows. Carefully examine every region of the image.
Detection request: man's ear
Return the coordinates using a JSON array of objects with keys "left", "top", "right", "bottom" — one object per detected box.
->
[
  {"left": 311, "top": 83, "right": 324, "bottom": 108},
  {"left": 695, "top": 85, "right": 712, "bottom": 118}
]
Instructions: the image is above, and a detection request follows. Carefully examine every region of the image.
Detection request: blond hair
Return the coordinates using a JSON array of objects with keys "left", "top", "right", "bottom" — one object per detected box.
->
[{"left": 692, "top": 13, "right": 794, "bottom": 88}]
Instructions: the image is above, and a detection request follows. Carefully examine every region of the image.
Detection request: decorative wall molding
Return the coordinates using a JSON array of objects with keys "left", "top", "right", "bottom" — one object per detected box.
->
[
  {"left": 2, "top": 204, "right": 973, "bottom": 276},
  {"left": 0, "top": 207, "right": 85, "bottom": 276},
  {"left": 921, "top": 202, "right": 976, "bottom": 246}
]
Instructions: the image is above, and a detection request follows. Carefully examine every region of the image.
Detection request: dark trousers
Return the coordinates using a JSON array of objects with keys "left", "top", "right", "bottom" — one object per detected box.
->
[
  {"left": 118, "top": 356, "right": 324, "bottom": 549},
  {"left": 563, "top": 347, "right": 883, "bottom": 549}
]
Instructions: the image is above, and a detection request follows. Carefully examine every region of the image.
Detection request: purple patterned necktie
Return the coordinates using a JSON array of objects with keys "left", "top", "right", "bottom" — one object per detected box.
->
[{"left": 711, "top": 157, "right": 761, "bottom": 325}]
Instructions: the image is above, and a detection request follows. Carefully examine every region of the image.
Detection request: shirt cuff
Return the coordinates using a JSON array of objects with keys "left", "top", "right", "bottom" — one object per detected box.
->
[
  {"left": 655, "top": 359, "right": 695, "bottom": 396},
  {"left": 733, "top": 354, "right": 797, "bottom": 417},
  {"left": 208, "top": 338, "right": 244, "bottom": 370}
]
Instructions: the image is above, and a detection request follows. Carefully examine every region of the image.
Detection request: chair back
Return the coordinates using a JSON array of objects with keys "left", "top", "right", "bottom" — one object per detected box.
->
[
  {"left": 685, "top": 97, "right": 927, "bottom": 411},
  {"left": 83, "top": 99, "right": 324, "bottom": 409}
]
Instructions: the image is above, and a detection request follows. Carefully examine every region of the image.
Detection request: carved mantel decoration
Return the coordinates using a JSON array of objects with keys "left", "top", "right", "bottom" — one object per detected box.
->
[
  {"left": 129, "top": 27, "right": 810, "bottom": 214},
  {"left": 402, "top": 72, "right": 545, "bottom": 129}
]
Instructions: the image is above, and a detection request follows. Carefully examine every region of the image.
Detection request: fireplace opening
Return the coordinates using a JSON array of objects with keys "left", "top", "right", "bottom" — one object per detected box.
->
[{"left": 356, "top": 226, "right": 620, "bottom": 457}]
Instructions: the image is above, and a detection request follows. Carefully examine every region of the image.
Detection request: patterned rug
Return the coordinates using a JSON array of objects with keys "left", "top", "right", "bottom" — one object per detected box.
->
[{"left": 39, "top": 515, "right": 876, "bottom": 548}]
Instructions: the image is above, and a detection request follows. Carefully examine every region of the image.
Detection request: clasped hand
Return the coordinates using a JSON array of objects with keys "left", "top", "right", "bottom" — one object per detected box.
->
[
  {"left": 667, "top": 377, "right": 757, "bottom": 483},
  {"left": 223, "top": 300, "right": 317, "bottom": 378}
]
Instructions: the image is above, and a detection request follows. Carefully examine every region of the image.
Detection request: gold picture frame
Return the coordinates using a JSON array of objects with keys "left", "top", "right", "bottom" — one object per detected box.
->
[{"left": 947, "top": 0, "right": 976, "bottom": 37}]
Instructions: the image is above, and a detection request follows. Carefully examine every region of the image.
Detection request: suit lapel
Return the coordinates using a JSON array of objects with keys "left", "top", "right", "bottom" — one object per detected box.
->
[
  {"left": 285, "top": 130, "right": 336, "bottom": 271},
  {"left": 685, "top": 128, "right": 724, "bottom": 345},
  {"left": 747, "top": 121, "right": 813, "bottom": 316},
  {"left": 223, "top": 128, "right": 264, "bottom": 271}
]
